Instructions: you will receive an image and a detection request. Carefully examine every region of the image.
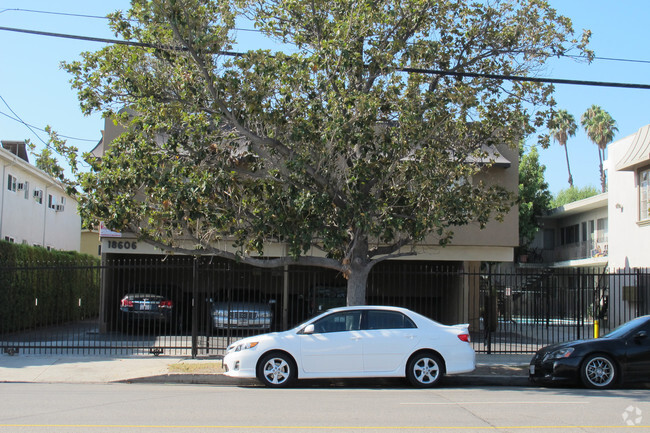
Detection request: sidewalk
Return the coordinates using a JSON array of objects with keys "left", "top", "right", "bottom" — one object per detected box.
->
[{"left": 0, "top": 353, "right": 531, "bottom": 386}]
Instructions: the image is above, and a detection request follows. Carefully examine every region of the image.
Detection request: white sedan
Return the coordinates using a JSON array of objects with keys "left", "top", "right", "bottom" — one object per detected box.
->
[{"left": 223, "top": 305, "right": 475, "bottom": 387}]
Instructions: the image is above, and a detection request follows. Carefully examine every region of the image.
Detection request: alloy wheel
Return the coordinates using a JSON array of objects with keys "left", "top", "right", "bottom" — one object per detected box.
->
[
  {"left": 261, "top": 356, "right": 292, "bottom": 386},
  {"left": 583, "top": 356, "right": 615, "bottom": 388}
]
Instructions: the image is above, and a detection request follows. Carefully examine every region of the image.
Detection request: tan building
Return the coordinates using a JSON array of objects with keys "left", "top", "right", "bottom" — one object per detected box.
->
[
  {"left": 95, "top": 116, "right": 519, "bottom": 266},
  {"left": 92, "top": 116, "right": 519, "bottom": 333}
]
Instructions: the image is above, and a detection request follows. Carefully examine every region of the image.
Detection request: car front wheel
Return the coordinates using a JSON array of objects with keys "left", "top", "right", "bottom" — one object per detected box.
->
[
  {"left": 581, "top": 354, "right": 617, "bottom": 389},
  {"left": 407, "top": 352, "right": 445, "bottom": 388},
  {"left": 257, "top": 353, "right": 297, "bottom": 388}
]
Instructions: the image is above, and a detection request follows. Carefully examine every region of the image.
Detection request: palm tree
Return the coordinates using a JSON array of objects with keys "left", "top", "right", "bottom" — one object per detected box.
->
[
  {"left": 550, "top": 109, "right": 577, "bottom": 188},
  {"left": 581, "top": 105, "right": 618, "bottom": 193}
]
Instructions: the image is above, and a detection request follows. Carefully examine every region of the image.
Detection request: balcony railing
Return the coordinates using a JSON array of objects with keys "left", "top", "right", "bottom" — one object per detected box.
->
[{"left": 554, "top": 240, "right": 608, "bottom": 262}]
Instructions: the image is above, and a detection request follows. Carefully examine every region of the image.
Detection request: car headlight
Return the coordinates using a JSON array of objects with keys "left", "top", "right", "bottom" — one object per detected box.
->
[
  {"left": 227, "top": 341, "right": 259, "bottom": 354},
  {"left": 543, "top": 347, "right": 574, "bottom": 362}
]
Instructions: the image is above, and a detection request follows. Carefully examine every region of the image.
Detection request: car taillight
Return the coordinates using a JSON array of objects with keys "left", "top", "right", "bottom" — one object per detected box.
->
[
  {"left": 159, "top": 300, "right": 173, "bottom": 308},
  {"left": 458, "top": 334, "right": 470, "bottom": 342},
  {"left": 121, "top": 298, "right": 133, "bottom": 308}
]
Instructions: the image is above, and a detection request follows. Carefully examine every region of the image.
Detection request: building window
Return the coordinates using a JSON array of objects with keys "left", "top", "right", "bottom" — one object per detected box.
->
[
  {"left": 641, "top": 168, "right": 650, "bottom": 221},
  {"left": 560, "top": 224, "right": 579, "bottom": 245},
  {"left": 23, "top": 181, "right": 30, "bottom": 199},
  {"left": 596, "top": 218, "right": 608, "bottom": 243},
  {"left": 4, "top": 236, "right": 15, "bottom": 243},
  {"left": 33, "top": 189, "right": 43, "bottom": 204},
  {"left": 48, "top": 194, "right": 55, "bottom": 209},
  {"left": 7, "top": 174, "right": 17, "bottom": 192}
]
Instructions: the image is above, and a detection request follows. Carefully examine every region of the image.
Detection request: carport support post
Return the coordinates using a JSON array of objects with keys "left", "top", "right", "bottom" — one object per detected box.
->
[
  {"left": 191, "top": 257, "right": 199, "bottom": 358},
  {"left": 283, "top": 263, "right": 289, "bottom": 331}
]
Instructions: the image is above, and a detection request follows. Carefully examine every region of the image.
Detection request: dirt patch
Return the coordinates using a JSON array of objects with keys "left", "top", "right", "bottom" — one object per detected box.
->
[{"left": 168, "top": 361, "right": 224, "bottom": 374}]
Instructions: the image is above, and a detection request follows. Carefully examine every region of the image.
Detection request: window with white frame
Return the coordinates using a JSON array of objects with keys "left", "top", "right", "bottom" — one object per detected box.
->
[
  {"left": 23, "top": 181, "right": 30, "bottom": 199},
  {"left": 33, "top": 189, "right": 43, "bottom": 204},
  {"left": 641, "top": 167, "right": 650, "bottom": 221},
  {"left": 4, "top": 236, "right": 15, "bottom": 243},
  {"left": 7, "top": 174, "right": 17, "bottom": 192},
  {"left": 48, "top": 193, "right": 55, "bottom": 209}
]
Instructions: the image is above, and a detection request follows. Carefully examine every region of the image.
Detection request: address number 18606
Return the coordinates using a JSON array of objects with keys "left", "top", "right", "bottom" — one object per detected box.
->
[{"left": 107, "top": 240, "right": 137, "bottom": 250}]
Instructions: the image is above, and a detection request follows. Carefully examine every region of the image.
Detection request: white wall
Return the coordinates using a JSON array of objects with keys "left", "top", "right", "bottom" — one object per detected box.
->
[
  {"left": 0, "top": 148, "right": 81, "bottom": 251},
  {"left": 607, "top": 133, "right": 650, "bottom": 268}
]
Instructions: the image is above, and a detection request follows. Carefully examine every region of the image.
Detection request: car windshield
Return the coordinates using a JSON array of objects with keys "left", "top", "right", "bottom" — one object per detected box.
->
[
  {"left": 291, "top": 309, "right": 334, "bottom": 332},
  {"left": 603, "top": 316, "right": 648, "bottom": 339}
]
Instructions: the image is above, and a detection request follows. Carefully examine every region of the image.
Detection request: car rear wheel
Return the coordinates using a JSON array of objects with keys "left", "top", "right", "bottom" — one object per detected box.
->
[
  {"left": 257, "top": 353, "right": 297, "bottom": 388},
  {"left": 581, "top": 354, "right": 617, "bottom": 389},
  {"left": 407, "top": 352, "right": 444, "bottom": 388}
]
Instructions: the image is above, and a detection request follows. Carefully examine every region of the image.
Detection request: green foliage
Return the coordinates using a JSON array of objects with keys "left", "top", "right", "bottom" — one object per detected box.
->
[
  {"left": 581, "top": 105, "right": 618, "bottom": 193},
  {"left": 518, "top": 144, "right": 551, "bottom": 247},
  {"left": 551, "top": 186, "right": 600, "bottom": 208},
  {"left": 0, "top": 242, "right": 100, "bottom": 334},
  {"left": 549, "top": 109, "right": 577, "bottom": 188},
  {"left": 60, "top": 0, "right": 589, "bottom": 303}
]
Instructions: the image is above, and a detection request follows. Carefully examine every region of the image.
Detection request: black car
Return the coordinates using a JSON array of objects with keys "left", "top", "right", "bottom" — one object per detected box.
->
[
  {"left": 529, "top": 315, "right": 650, "bottom": 389},
  {"left": 119, "top": 293, "right": 177, "bottom": 331}
]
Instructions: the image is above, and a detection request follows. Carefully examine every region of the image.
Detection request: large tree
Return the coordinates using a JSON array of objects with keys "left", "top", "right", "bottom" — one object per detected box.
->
[
  {"left": 551, "top": 185, "right": 599, "bottom": 208},
  {"left": 518, "top": 144, "right": 551, "bottom": 248},
  {"left": 549, "top": 109, "right": 577, "bottom": 188},
  {"left": 64, "top": 0, "right": 590, "bottom": 305},
  {"left": 581, "top": 105, "right": 618, "bottom": 193}
]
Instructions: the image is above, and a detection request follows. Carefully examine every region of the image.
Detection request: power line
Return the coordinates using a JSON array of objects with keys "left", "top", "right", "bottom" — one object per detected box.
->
[
  {"left": 564, "top": 54, "right": 650, "bottom": 65},
  {"left": 5, "top": 6, "right": 650, "bottom": 65},
  {"left": 0, "top": 110, "right": 98, "bottom": 143},
  {"left": 0, "top": 95, "right": 48, "bottom": 146},
  {"left": 2, "top": 25, "right": 650, "bottom": 90},
  {"left": 5, "top": 7, "right": 650, "bottom": 65},
  {"left": 402, "top": 67, "right": 650, "bottom": 90},
  {"left": 0, "top": 8, "right": 112, "bottom": 20}
]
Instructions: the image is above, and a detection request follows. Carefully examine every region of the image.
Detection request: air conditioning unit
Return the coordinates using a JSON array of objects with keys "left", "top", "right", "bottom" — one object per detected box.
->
[
  {"left": 17, "top": 182, "right": 25, "bottom": 191},
  {"left": 55, "top": 204, "right": 65, "bottom": 212}
]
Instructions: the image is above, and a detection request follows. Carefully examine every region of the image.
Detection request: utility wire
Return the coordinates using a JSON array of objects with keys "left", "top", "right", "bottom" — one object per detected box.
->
[
  {"left": 2, "top": 25, "right": 650, "bottom": 90},
  {"left": 4, "top": 7, "right": 650, "bottom": 65},
  {"left": 0, "top": 110, "right": 98, "bottom": 142},
  {"left": 0, "top": 95, "right": 48, "bottom": 146},
  {"left": 0, "top": 8, "right": 113, "bottom": 20}
]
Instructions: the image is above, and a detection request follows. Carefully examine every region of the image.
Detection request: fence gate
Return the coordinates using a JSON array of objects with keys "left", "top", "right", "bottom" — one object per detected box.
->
[{"left": 475, "top": 266, "right": 650, "bottom": 353}]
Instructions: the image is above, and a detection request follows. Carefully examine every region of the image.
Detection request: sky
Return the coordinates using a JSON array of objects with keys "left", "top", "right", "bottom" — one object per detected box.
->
[{"left": 1, "top": 1, "right": 649, "bottom": 196}]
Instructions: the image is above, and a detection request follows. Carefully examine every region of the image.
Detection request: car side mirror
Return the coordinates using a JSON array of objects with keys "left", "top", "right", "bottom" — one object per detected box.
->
[
  {"left": 303, "top": 324, "right": 315, "bottom": 335},
  {"left": 635, "top": 331, "right": 648, "bottom": 341}
]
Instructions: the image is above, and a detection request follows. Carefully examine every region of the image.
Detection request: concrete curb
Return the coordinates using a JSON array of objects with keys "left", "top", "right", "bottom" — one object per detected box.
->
[{"left": 119, "top": 367, "right": 532, "bottom": 388}]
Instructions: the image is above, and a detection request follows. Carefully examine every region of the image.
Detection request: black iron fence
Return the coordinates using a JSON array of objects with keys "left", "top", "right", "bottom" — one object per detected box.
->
[{"left": 1, "top": 257, "right": 649, "bottom": 356}]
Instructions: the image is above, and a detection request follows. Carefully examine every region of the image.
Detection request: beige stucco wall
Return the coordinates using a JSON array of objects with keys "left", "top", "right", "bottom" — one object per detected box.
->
[
  {"left": 444, "top": 143, "right": 519, "bottom": 249},
  {"left": 81, "top": 230, "right": 101, "bottom": 257},
  {"left": 100, "top": 118, "right": 519, "bottom": 263}
]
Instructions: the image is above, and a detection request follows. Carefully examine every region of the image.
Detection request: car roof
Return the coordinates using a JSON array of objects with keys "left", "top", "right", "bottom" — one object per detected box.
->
[{"left": 326, "top": 305, "right": 412, "bottom": 314}]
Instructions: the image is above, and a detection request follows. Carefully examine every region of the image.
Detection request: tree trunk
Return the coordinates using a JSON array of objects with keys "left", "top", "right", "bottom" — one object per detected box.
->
[
  {"left": 346, "top": 264, "right": 370, "bottom": 306},
  {"left": 345, "top": 235, "right": 371, "bottom": 306},
  {"left": 598, "top": 149, "right": 606, "bottom": 193},
  {"left": 563, "top": 144, "right": 573, "bottom": 188}
]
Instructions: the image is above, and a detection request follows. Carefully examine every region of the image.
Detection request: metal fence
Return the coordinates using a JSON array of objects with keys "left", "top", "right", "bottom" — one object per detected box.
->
[{"left": 1, "top": 257, "right": 649, "bottom": 356}]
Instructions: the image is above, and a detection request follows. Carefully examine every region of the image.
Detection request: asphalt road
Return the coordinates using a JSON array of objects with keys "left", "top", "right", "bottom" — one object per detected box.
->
[{"left": 0, "top": 382, "right": 648, "bottom": 432}]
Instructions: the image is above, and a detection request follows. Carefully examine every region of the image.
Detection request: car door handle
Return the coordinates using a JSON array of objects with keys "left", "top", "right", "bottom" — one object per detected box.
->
[
  {"left": 405, "top": 335, "right": 416, "bottom": 339},
  {"left": 350, "top": 336, "right": 362, "bottom": 341}
]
